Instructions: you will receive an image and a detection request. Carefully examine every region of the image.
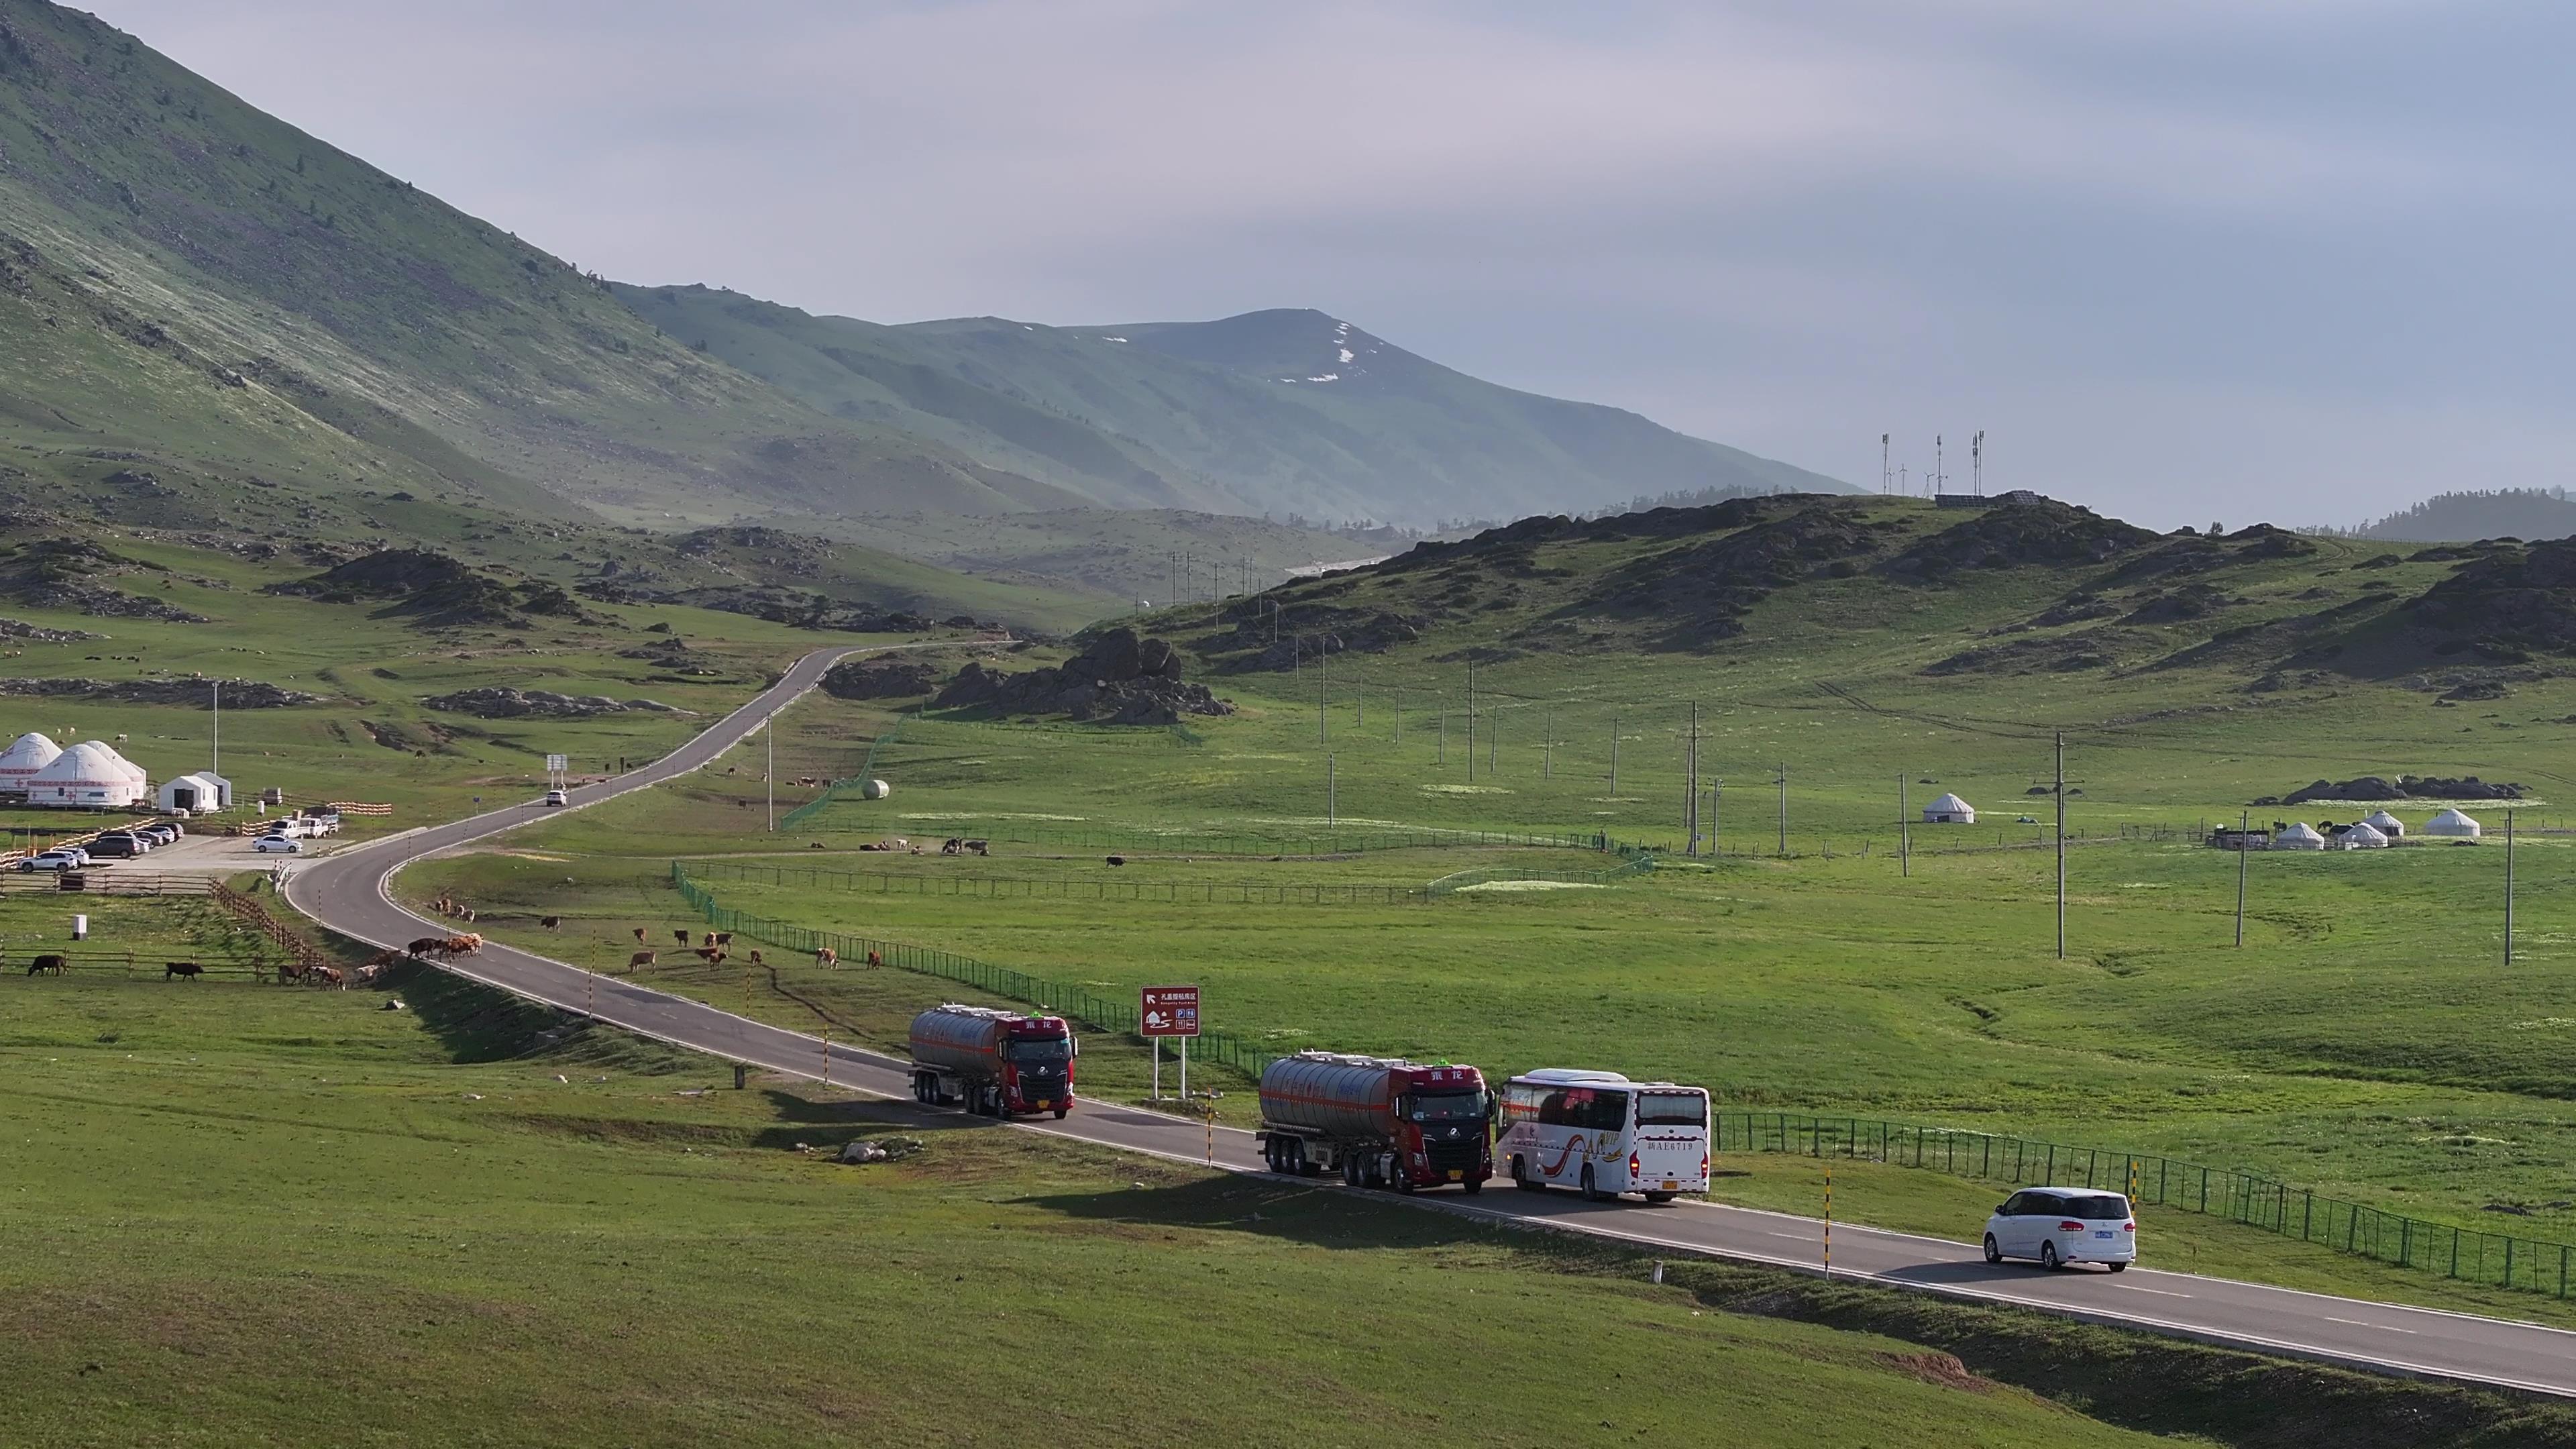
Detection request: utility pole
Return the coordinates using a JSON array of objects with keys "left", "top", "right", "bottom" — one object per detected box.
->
[
  {"left": 1899, "top": 774, "right": 1910, "bottom": 878},
  {"left": 1466, "top": 662, "right": 1477, "bottom": 784},
  {"left": 1169, "top": 551, "right": 1177, "bottom": 610},
  {"left": 2235, "top": 810, "right": 2249, "bottom": 947},
  {"left": 1394, "top": 685, "right": 1401, "bottom": 745},
  {"left": 1320, "top": 643, "right": 1329, "bottom": 745},
  {"left": 2055, "top": 731, "right": 2068, "bottom": 960},
  {"left": 1710, "top": 776, "right": 1721, "bottom": 857},
  {"left": 765, "top": 711, "right": 775, "bottom": 831},
  {"left": 2506, "top": 807, "right": 2518, "bottom": 967},
  {"left": 211, "top": 679, "right": 221, "bottom": 782},
  {"left": 1356, "top": 683, "right": 1363, "bottom": 733},
  {"left": 1327, "top": 753, "right": 1336, "bottom": 828},
  {"left": 1544, "top": 710, "right": 1553, "bottom": 780},
  {"left": 1776, "top": 765, "right": 1788, "bottom": 857},
  {"left": 1609, "top": 716, "right": 1619, "bottom": 800},
  {"left": 1438, "top": 713, "right": 1446, "bottom": 766},
  {"left": 1685, "top": 702, "right": 1699, "bottom": 855}
]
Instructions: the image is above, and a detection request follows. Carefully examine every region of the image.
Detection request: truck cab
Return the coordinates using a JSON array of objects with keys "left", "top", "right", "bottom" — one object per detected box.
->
[{"left": 998, "top": 1023, "right": 1075, "bottom": 1115}]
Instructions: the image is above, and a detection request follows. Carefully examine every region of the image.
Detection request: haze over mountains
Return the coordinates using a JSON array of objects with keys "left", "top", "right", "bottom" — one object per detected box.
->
[{"left": 0, "top": 0, "right": 1843, "bottom": 557}]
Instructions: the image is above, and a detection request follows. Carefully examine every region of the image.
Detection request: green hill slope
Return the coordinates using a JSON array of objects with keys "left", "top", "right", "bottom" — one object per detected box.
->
[
  {"left": 0, "top": 0, "right": 1073, "bottom": 527},
  {"left": 616, "top": 286, "right": 1851, "bottom": 525}
]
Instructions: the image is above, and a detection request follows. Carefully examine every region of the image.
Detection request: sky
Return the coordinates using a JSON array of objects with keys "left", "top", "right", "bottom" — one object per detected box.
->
[{"left": 85, "top": 0, "right": 2575, "bottom": 529}]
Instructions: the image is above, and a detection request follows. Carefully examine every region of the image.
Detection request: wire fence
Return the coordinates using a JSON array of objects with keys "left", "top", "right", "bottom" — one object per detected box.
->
[
  {"left": 669, "top": 864, "right": 1280, "bottom": 1078},
  {"left": 780, "top": 711, "right": 913, "bottom": 830},
  {"left": 678, "top": 859, "right": 1429, "bottom": 907},
  {"left": 814, "top": 820, "right": 1672, "bottom": 859},
  {"left": 1727, "top": 1111, "right": 2576, "bottom": 1299}
]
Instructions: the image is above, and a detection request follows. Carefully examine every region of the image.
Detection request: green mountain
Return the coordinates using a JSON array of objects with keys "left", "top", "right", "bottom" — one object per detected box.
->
[
  {"left": 2358, "top": 490, "right": 2576, "bottom": 544},
  {"left": 0, "top": 0, "right": 1076, "bottom": 531},
  {"left": 616, "top": 287, "right": 1851, "bottom": 525}
]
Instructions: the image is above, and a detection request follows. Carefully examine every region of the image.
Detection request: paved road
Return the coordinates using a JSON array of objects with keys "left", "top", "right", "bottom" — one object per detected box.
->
[{"left": 287, "top": 645, "right": 2576, "bottom": 1401}]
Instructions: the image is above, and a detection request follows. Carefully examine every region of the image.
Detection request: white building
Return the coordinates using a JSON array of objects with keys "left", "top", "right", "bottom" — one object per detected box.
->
[
  {"left": 1921, "top": 792, "right": 1976, "bottom": 824},
  {"left": 24, "top": 739, "right": 148, "bottom": 809},
  {"left": 2362, "top": 810, "right": 2406, "bottom": 839},
  {"left": 2423, "top": 808, "right": 2483, "bottom": 840},
  {"left": 156, "top": 772, "right": 229, "bottom": 814},
  {"left": 2333, "top": 821, "right": 2390, "bottom": 849},
  {"left": 0, "top": 731, "right": 62, "bottom": 792},
  {"left": 2273, "top": 822, "right": 2326, "bottom": 851}
]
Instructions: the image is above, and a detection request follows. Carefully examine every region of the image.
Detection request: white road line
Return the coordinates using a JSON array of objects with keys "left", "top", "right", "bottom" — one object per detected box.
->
[
  {"left": 2121, "top": 1286, "right": 2193, "bottom": 1298},
  {"left": 2326, "top": 1317, "right": 2418, "bottom": 1334}
]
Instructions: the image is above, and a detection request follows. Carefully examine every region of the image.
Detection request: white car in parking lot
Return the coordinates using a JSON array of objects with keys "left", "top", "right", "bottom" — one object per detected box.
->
[
  {"left": 17, "top": 849, "right": 84, "bottom": 872},
  {"left": 1985, "top": 1188, "right": 2137, "bottom": 1271},
  {"left": 252, "top": 834, "right": 304, "bottom": 854}
]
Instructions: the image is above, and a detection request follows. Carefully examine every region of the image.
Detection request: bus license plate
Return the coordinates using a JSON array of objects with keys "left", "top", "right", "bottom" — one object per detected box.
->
[
  {"left": 1662, "top": 1180, "right": 1680, "bottom": 1191},
  {"left": 1447, "top": 1170, "right": 1463, "bottom": 1181}
]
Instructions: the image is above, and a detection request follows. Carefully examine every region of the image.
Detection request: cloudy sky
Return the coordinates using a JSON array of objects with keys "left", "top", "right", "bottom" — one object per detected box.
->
[{"left": 89, "top": 1, "right": 2573, "bottom": 529}]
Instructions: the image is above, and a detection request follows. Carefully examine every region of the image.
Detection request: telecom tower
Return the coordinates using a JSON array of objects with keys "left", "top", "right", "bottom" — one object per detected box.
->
[
  {"left": 1881, "top": 433, "right": 1890, "bottom": 495},
  {"left": 1972, "top": 430, "right": 1985, "bottom": 496}
]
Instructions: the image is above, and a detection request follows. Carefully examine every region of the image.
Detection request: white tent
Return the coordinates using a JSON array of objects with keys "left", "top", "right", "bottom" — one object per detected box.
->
[
  {"left": 157, "top": 772, "right": 226, "bottom": 813},
  {"left": 2333, "top": 821, "right": 2390, "bottom": 849},
  {"left": 25, "top": 739, "right": 148, "bottom": 808},
  {"left": 2362, "top": 810, "right": 2405, "bottom": 839},
  {"left": 0, "top": 731, "right": 62, "bottom": 786},
  {"left": 2424, "top": 808, "right": 2483, "bottom": 840},
  {"left": 1922, "top": 792, "right": 1976, "bottom": 824},
  {"left": 2273, "top": 822, "right": 2326, "bottom": 851}
]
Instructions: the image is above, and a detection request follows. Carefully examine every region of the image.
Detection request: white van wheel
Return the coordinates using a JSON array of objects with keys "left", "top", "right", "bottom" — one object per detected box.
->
[
  {"left": 2039, "top": 1241, "right": 2061, "bottom": 1271},
  {"left": 1983, "top": 1234, "right": 2002, "bottom": 1265}
]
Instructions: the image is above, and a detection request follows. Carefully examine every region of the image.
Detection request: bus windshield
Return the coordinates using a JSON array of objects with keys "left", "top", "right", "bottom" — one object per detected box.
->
[
  {"left": 1409, "top": 1090, "right": 1486, "bottom": 1122},
  {"left": 1636, "top": 1092, "right": 1707, "bottom": 1128}
]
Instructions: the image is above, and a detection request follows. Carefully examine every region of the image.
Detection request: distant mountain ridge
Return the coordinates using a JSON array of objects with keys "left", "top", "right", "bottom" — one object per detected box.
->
[
  {"left": 2357, "top": 490, "right": 2576, "bottom": 544},
  {"left": 616, "top": 289, "right": 1853, "bottom": 525}
]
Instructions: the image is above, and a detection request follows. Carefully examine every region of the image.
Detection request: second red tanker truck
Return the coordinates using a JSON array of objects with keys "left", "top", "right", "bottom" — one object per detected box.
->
[
  {"left": 1255, "top": 1051, "right": 1493, "bottom": 1192},
  {"left": 908, "top": 1004, "right": 1077, "bottom": 1118}
]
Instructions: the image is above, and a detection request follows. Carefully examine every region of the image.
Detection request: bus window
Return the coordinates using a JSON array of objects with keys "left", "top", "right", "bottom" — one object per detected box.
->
[{"left": 1637, "top": 1091, "right": 1707, "bottom": 1128}]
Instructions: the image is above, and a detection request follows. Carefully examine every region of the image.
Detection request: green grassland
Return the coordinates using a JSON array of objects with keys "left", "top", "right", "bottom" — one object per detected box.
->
[{"left": 0, "top": 967, "right": 2233, "bottom": 1449}]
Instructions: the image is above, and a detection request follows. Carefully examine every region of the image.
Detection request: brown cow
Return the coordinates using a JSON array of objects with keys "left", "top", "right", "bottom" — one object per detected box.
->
[
  {"left": 26, "top": 954, "right": 65, "bottom": 977},
  {"left": 632, "top": 926, "right": 647, "bottom": 944},
  {"left": 693, "top": 946, "right": 726, "bottom": 963},
  {"left": 702, "top": 931, "right": 716, "bottom": 949},
  {"left": 712, "top": 931, "right": 732, "bottom": 947},
  {"left": 276, "top": 959, "right": 308, "bottom": 984},
  {"left": 407, "top": 936, "right": 443, "bottom": 957},
  {"left": 627, "top": 950, "right": 657, "bottom": 970},
  {"left": 814, "top": 947, "right": 837, "bottom": 968},
  {"left": 164, "top": 961, "right": 202, "bottom": 981},
  {"left": 309, "top": 965, "right": 345, "bottom": 989},
  {"left": 748, "top": 950, "right": 764, "bottom": 967},
  {"left": 672, "top": 928, "right": 690, "bottom": 947},
  {"left": 865, "top": 951, "right": 882, "bottom": 970},
  {"left": 445, "top": 933, "right": 483, "bottom": 955}
]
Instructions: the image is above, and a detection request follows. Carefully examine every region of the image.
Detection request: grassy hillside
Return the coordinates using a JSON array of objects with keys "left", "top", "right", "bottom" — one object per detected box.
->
[
  {"left": 0, "top": 0, "right": 1074, "bottom": 529},
  {"left": 616, "top": 286, "right": 1851, "bottom": 525}
]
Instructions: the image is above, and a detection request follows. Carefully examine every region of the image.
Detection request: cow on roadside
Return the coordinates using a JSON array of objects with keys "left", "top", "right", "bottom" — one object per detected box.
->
[
  {"left": 627, "top": 950, "right": 657, "bottom": 970},
  {"left": 26, "top": 954, "right": 66, "bottom": 977},
  {"left": 164, "top": 961, "right": 202, "bottom": 981},
  {"left": 407, "top": 936, "right": 443, "bottom": 957}
]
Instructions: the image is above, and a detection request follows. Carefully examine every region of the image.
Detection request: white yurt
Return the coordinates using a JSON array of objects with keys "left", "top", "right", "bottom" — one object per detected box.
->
[
  {"left": 1922, "top": 792, "right": 1976, "bottom": 824},
  {"left": 2334, "top": 821, "right": 2390, "bottom": 850},
  {"left": 156, "top": 772, "right": 227, "bottom": 814},
  {"left": 2273, "top": 822, "right": 2327, "bottom": 851},
  {"left": 0, "top": 731, "right": 62, "bottom": 788},
  {"left": 2362, "top": 810, "right": 2406, "bottom": 839},
  {"left": 2423, "top": 808, "right": 2483, "bottom": 840},
  {"left": 25, "top": 739, "right": 148, "bottom": 808}
]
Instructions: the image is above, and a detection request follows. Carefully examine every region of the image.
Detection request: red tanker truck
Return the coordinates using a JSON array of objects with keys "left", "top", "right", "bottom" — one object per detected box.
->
[
  {"left": 908, "top": 1004, "right": 1077, "bottom": 1118},
  {"left": 1255, "top": 1051, "right": 1493, "bottom": 1193}
]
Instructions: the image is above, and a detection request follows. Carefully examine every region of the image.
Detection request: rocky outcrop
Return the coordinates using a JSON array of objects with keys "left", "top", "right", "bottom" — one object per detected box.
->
[
  {"left": 820, "top": 659, "right": 939, "bottom": 700},
  {"left": 934, "top": 628, "right": 1233, "bottom": 726},
  {"left": 2263, "top": 775, "right": 2526, "bottom": 806},
  {"left": 270, "top": 548, "right": 591, "bottom": 628},
  {"left": 421, "top": 688, "right": 692, "bottom": 719},
  {"left": 0, "top": 676, "right": 321, "bottom": 706},
  {"left": 0, "top": 618, "right": 105, "bottom": 642}
]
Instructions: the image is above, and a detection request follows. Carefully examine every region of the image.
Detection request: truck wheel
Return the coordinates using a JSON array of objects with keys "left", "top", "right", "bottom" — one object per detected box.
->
[
  {"left": 1462, "top": 1177, "right": 1483, "bottom": 1196},
  {"left": 1291, "top": 1140, "right": 1313, "bottom": 1176},
  {"left": 1342, "top": 1155, "right": 1362, "bottom": 1187},
  {"left": 1581, "top": 1165, "right": 1609, "bottom": 1203},
  {"left": 1053, "top": 1106, "right": 1068, "bottom": 1120}
]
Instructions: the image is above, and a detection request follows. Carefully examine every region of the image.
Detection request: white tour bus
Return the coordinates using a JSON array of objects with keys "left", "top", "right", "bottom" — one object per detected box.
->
[{"left": 1497, "top": 1068, "right": 1711, "bottom": 1203}]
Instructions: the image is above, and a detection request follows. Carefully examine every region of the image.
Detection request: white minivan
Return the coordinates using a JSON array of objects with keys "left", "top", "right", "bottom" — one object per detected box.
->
[{"left": 1984, "top": 1188, "right": 2137, "bottom": 1271}]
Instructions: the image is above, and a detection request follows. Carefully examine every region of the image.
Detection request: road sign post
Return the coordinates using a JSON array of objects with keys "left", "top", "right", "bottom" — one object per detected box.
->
[{"left": 1142, "top": 985, "right": 1201, "bottom": 1102}]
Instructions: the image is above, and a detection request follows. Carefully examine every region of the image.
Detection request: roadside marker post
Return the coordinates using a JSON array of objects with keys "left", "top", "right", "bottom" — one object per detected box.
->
[
  {"left": 820, "top": 1030, "right": 830, "bottom": 1089},
  {"left": 1823, "top": 1166, "right": 1833, "bottom": 1281}
]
